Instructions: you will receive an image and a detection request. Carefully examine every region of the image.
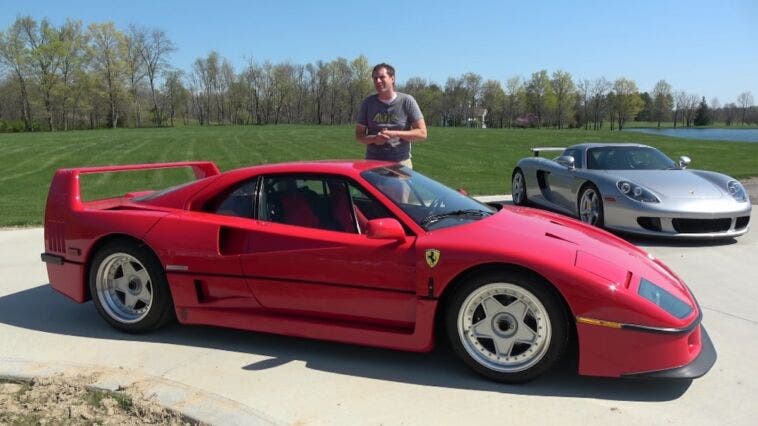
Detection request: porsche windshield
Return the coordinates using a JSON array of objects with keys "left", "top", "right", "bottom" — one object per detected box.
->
[
  {"left": 586, "top": 146, "right": 677, "bottom": 170},
  {"left": 361, "top": 165, "right": 496, "bottom": 230}
]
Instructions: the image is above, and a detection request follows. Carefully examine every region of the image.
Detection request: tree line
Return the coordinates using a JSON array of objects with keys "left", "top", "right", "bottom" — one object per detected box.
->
[{"left": 1, "top": 16, "right": 756, "bottom": 133}]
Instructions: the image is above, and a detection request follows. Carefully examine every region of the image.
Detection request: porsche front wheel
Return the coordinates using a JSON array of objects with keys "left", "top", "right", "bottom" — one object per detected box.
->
[
  {"left": 89, "top": 240, "right": 174, "bottom": 333},
  {"left": 511, "top": 169, "right": 528, "bottom": 206},
  {"left": 446, "top": 272, "right": 568, "bottom": 383},
  {"left": 578, "top": 184, "right": 604, "bottom": 227}
]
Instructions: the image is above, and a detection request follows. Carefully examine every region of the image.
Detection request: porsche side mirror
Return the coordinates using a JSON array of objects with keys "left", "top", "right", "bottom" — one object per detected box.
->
[
  {"left": 556, "top": 155, "right": 575, "bottom": 169},
  {"left": 679, "top": 156, "right": 691, "bottom": 169},
  {"left": 366, "top": 218, "right": 406, "bottom": 241}
]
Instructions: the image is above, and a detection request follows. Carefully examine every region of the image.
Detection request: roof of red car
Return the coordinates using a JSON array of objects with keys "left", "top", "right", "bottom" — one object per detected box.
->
[{"left": 223, "top": 159, "right": 397, "bottom": 177}]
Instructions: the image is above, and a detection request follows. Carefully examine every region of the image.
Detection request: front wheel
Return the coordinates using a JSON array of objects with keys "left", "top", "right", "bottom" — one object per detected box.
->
[
  {"left": 89, "top": 240, "right": 174, "bottom": 333},
  {"left": 578, "top": 184, "right": 604, "bottom": 227},
  {"left": 446, "top": 271, "right": 568, "bottom": 383}
]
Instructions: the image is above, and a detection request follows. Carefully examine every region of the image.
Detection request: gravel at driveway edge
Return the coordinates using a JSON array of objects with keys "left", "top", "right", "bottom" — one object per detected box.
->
[{"left": 0, "top": 358, "right": 280, "bottom": 426}]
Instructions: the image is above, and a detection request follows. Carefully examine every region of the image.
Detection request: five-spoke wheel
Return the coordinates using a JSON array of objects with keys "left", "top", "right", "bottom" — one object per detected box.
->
[
  {"left": 447, "top": 272, "right": 567, "bottom": 383},
  {"left": 89, "top": 241, "right": 174, "bottom": 333},
  {"left": 578, "top": 184, "right": 604, "bottom": 227}
]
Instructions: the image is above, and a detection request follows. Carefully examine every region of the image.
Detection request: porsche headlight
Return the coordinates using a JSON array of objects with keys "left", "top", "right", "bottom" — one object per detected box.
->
[
  {"left": 638, "top": 278, "right": 692, "bottom": 319},
  {"left": 727, "top": 180, "right": 747, "bottom": 202},
  {"left": 617, "top": 181, "right": 659, "bottom": 203}
]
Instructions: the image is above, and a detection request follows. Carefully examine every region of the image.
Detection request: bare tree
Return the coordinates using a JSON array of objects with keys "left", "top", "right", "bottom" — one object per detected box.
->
[
  {"left": 123, "top": 25, "right": 147, "bottom": 127},
  {"left": 673, "top": 91, "right": 687, "bottom": 128},
  {"left": 577, "top": 79, "right": 591, "bottom": 130},
  {"left": 710, "top": 97, "right": 721, "bottom": 123},
  {"left": 723, "top": 102, "right": 738, "bottom": 126},
  {"left": 589, "top": 77, "right": 611, "bottom": 130},
  {"left": 58, "top": 19, "right": 87, "bottom": 130},
  {"left": 682, "top": 93, "right": 699, "bottom": 127},
  {"left": 136, "top": 27, "right": 175, "bottom": 126},
  {"left": 737, "top": 92, "right": 754, "bottom": 126},
  {"left": 504, "top": 76, "right": 524, "bottom": 128}
]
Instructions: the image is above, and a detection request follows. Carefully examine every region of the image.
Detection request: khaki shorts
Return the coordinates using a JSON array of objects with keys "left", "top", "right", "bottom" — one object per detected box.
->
[{"left": 398, "top": 158, "right": 413, "bottom": 169}]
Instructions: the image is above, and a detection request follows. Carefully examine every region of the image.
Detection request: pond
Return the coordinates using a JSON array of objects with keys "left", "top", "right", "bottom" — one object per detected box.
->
[{"left": 624, "top": 127, "right": 758, "bottom": 143}]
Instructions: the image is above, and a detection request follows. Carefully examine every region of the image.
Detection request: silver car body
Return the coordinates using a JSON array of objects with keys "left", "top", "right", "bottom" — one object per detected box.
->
[{"left": 512, "top": 143, "right": 752, "bottom": 238}]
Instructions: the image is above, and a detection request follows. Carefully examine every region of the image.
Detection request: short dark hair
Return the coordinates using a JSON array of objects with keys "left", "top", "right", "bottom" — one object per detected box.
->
[{"left": 372, "top": 63, "right": 395, "bottom": 78}]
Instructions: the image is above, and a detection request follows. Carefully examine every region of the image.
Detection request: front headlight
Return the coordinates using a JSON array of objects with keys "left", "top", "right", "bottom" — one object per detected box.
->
[
  {"left": 638, "top": 278, "right": 692, "bottom": 319},
  {"left": 617, "top": 181, "right": 660, "bottom": 203},
  {"left": 727, "top": 180, "right": 747, "bottom": 202}
]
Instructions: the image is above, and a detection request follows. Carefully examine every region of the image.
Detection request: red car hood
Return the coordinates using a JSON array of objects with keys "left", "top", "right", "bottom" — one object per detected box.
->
[
  {"left": 482, "top": 205, "right": 648, "bottom": 257},
  {"left": 435, "top": 205, "right": 698, "bottom": 326}
]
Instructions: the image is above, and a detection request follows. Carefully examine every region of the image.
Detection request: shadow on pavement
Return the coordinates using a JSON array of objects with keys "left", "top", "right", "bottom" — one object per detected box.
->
[{"left": 1, "top": 284, "right": 691, "bottom": 402}]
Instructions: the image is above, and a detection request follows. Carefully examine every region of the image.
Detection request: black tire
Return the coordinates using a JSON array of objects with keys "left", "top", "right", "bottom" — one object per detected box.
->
[
  {"left": 88, "top": 240, "right": 174, "bottom": 333},
  {"left": 446, "top": 271, "right": 568, "bottom": 383},
  {"left": 577, "top": 183, "right": 604, "bottom": 227},
  {"left": 511, "top": 169, "right": 528, "bottom": 206}
]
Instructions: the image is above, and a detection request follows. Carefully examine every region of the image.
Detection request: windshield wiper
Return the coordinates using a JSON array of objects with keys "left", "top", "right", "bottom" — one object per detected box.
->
[{"left": 421, "top": 209, "right": 492, "bottom": 226}]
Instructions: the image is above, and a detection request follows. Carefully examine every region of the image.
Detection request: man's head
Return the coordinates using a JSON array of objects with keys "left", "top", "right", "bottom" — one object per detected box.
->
[{"left": 372, "top": 63, "right": 396, "bottom": 97}]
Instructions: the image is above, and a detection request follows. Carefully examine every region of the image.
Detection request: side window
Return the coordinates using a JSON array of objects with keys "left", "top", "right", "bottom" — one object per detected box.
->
[
  {"left": 259, "top": 175, "right": 379, "bottom": 234},
  {"left": 210, "top": 179, "right": 256, "bottom": 218},
  {"left": 348, "top": 183, "right": 394, "bottom": 222}
]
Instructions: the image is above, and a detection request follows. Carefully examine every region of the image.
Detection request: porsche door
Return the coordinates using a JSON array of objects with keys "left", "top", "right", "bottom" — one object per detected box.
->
[{"left": 548, "top": 148, "right": 583, "bottom": 212}]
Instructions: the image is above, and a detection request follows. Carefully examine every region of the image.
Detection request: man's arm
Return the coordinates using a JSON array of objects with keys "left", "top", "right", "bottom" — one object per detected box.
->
[{"left": 380, "top": 118, "right": 427, "bottom": 142}]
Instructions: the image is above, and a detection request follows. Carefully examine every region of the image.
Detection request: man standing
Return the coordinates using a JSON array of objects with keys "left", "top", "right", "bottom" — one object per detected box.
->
[{"left": 355, "top": 63, "right": 427, "bottom": 169}]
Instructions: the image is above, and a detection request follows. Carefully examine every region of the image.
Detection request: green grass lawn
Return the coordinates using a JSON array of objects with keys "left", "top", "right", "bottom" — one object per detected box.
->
[{"left": 1, "top": 125, "right": 757, "bottom": 226}]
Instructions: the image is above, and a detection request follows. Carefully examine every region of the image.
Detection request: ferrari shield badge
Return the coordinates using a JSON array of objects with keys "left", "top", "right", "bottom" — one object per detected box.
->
[{"left": 425, "top": 249, "right": 441, "bottom": 268}]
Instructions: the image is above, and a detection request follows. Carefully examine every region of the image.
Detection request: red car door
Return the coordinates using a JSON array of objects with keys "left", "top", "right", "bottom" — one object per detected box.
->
[{"left": 230, "top": 174, "right": 418, "bottom": 327}]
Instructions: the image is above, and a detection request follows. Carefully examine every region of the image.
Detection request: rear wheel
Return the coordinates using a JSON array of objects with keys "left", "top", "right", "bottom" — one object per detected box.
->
[
  {"left": 89, "top": 240, "right": 174, "bottom": 333},
  {"left": 446, "top": 271, "right": 568, "bottom": 383},
  {"left": 511, "top": 169, "right": 528, "bottom": 206},
  {"left": 578, "top": 184, "right": 604, "bottom": 227}
]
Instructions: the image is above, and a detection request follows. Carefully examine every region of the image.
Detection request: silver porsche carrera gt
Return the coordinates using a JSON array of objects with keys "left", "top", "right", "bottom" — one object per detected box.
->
[{"left": 511, "top": 143, "right": 751, "bottom": 238}]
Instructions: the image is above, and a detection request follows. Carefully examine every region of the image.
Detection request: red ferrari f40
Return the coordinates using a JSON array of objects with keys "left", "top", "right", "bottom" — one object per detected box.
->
[{"left": 41, "top": 160, "right": 715, "bottom": 382}]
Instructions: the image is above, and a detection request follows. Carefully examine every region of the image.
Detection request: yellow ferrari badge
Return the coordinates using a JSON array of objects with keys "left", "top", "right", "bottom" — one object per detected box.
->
[{"left": 425, "top": 249, "right": 441, "bottom": 268}]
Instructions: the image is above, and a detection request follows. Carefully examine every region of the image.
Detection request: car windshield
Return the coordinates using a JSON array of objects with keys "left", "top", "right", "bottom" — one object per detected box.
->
[
  {"left": 586, "top": 146, "right": 677, "bottom": 170},
  {"left": 361, "top": 165, "right": 496, "bottom": 231}
]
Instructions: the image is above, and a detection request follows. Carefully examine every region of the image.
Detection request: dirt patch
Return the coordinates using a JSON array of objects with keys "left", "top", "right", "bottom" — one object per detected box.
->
[
  {"left": 0, "top": 374, "right": 199, "bottom": 425},
  {"left": 740, "top": 177, "right": 758, "bottom": 205}
]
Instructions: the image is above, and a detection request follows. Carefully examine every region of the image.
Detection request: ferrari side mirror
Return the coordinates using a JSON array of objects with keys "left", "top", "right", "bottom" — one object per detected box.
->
[
  {"left": 679, "top": 156, "right": 691, "bottom": 169},
  {"left": 365, "top": 218, "right": 406, "bottom": 241}
]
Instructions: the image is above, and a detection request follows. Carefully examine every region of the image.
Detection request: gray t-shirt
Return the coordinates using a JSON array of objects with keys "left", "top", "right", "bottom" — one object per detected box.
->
[{"left": 356, "top": 92, "right": 423, "bottom": 162}]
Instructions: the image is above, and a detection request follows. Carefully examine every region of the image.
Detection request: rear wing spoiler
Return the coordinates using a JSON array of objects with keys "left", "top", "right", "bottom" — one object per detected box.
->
[
  {"left": 46, "top": 161, "right": 220, "bottom": 212},
  {"left": 531, "top": 147, "right": 566, "bottom": 157}
]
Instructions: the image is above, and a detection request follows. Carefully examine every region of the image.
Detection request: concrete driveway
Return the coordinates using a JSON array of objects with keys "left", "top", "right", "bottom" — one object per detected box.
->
[{"left": 1, "top": 206, "right": 756, "bottom": 425}]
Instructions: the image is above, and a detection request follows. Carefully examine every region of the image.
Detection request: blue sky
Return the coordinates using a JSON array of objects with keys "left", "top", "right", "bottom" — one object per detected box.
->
[{"left": 3, "top": 0, "right": 756, "bottom": 103}]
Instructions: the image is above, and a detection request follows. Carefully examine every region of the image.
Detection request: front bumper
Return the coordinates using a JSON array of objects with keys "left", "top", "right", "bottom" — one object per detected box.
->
[
  {"left": 603, "top": 197, "right": 751, "bottom": 238},
  {"left": 576, "top": 316, "right": 716, "bottom": 378},
  {"left": 622, "top": 326, "right": 717, "bottom": 379}
]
